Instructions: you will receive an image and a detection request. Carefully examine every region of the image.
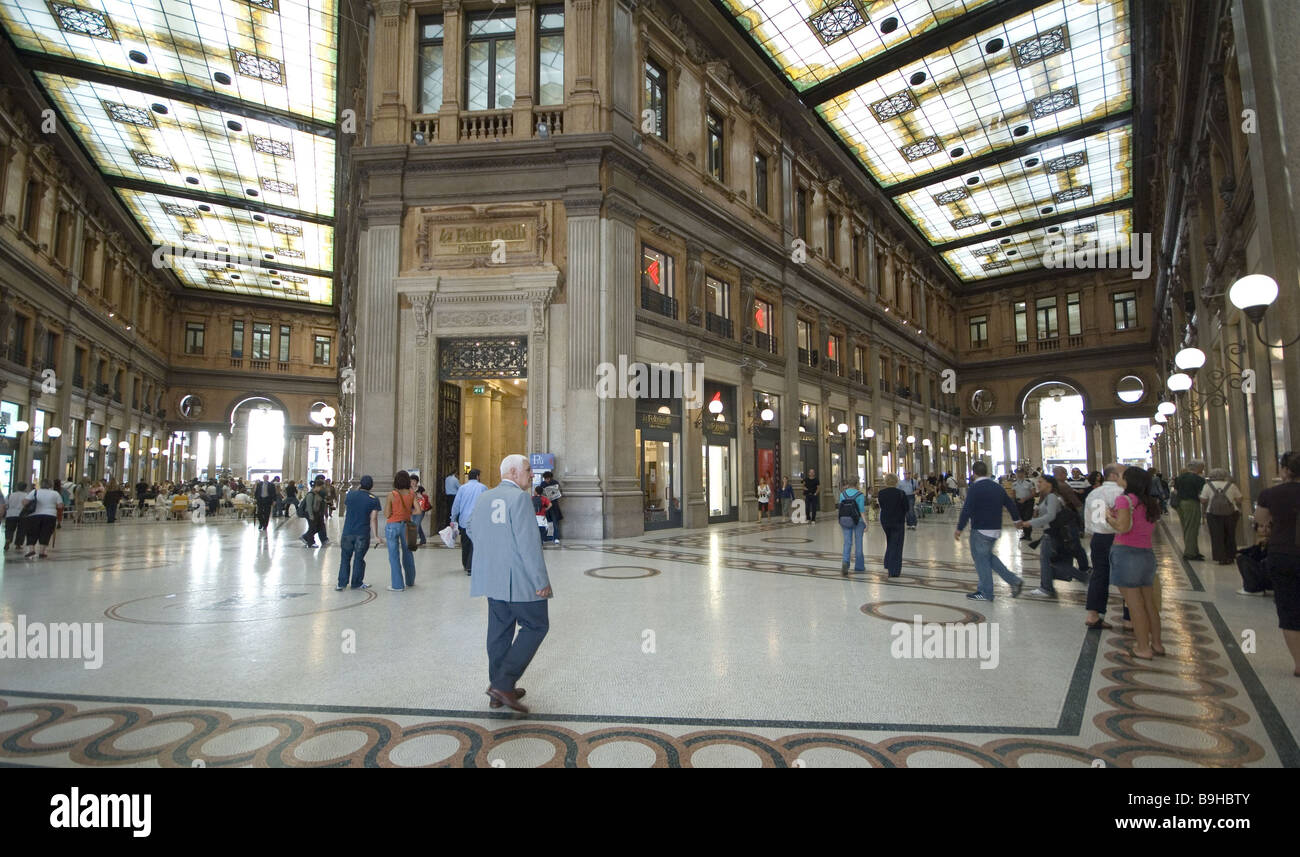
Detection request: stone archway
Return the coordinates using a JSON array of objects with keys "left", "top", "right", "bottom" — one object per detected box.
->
[
  {"left": 1020, "top": 380, "right": 1089, "bottom": 472},
  {"left": 223, "top": 394, "right": 290, "bottom": 480}
]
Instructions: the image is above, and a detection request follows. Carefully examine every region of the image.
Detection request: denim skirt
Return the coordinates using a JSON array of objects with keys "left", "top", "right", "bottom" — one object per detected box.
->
[{"left": 1109, "top": 544, "right": 1156, "bottom": 587}]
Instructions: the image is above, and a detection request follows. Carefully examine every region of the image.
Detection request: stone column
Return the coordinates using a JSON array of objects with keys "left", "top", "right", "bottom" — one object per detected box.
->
[
  {"left": 227, "top": 422, "right": 247, "bottom": 480},
  {"left": 1083, "top": 419, "right": 1096, "bottom": 472},
  {"left": 490, "top": 389, "right": 505, "bottom": 482},
  {"left": 371, "top": 0, "right": 410, "bottom": 144},
  {"left": 1100, "top": 418, "right": 1116, "bottom": 467},
  {"left": 781, "top": 287, "right": 801, "bottom": 484},
  {"left": 1233, "top": 0, "right": 1300, "bottom": 459},
  {"left": 512, "top": 0, "right": 536, "bottom": 138},
  {"left": 355, "top": 219, "right": 402, "bottom": 494},
  {"left": 682, "top": 343, "right": 708, "bottom": 528},
  {"left": 598, "top": 205, "right": 642, "bottom": 536},
  {"left": 565, "top": 0, "right": 601, "bottom": 133},
  {"left": 438, "top": 0, "right": 464, "bottom": 142},
  {"left": 738, "top": 361, "right": 757, "bottom": 522}
]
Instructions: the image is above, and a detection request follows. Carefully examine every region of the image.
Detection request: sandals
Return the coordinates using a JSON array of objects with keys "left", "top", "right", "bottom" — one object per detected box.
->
[{"left": 1151, "top": 646, "right": 1167, "bottom": 656}]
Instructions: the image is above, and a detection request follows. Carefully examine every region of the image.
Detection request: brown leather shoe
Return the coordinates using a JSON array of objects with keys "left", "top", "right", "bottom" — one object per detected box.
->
[
  {"left": 488, "top": 687, "right": 526, "bottom": 709},
  {"left": 486, "top": 687, "right": 529, "bottom": 713}
]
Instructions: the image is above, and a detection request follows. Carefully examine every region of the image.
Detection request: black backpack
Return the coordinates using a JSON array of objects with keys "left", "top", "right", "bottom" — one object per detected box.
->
[{"left": 838, "top": 491, "right": 862, "bottom": 526}]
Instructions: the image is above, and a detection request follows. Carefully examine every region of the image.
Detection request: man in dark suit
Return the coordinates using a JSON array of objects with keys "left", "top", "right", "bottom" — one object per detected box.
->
[{"left": 469, "top": 454, "right": 553, "bottom": 714}]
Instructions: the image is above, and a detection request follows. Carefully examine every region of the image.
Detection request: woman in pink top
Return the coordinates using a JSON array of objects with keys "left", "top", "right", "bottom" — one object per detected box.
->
[{"left": 1105, "top": 466, "right": 1164, "bottom": 659}]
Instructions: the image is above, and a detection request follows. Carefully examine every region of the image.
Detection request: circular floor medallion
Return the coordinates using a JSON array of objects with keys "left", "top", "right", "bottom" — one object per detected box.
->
[
  {"left": 761, "top": 536, "right": 814, "bottom": 544},
  {"left": 584, "top": 566, "right": 661, "bottom": 580},
  {"left": 860, "top": 600, "right": 985, "bottom": 625},
  {"left": 105, "top": 584, "right": 378, "bottom": 625}
]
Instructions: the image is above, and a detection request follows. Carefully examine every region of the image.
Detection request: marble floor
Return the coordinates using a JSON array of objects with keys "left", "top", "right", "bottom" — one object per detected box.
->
[{"left": 0, "top": 508, "right": 1295, "bottom": 767}]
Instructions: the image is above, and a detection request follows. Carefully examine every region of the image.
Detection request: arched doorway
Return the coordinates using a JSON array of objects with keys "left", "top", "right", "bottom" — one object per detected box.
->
[
  {"left": 227, "top": 395, "right": 289, "bottom": 481},
  {"left": 1021, "top": 381, "right": 1088, "bottom": 473}
]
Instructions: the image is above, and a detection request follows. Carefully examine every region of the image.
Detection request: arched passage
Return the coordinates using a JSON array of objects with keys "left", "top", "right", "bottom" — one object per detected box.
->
[{"left": 1020, "top": 380, "right": 1088, "bottom": 473}]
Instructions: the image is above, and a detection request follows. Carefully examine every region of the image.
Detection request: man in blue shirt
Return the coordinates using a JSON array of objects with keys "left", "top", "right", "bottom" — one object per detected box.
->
[
  {"left": 450, "top": 468, "right": 487, "bottom": 576},
  {"left": 899, "top": 471, "right": 920, "bottom": 530},
  {"left": 337, "top": 475, "right": 383, "bottom": 591},
  {"left": 954, "top": 460, "right": 1024, "bottom": 601}
]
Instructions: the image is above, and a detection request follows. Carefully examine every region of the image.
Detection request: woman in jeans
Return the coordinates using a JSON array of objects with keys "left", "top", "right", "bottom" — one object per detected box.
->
[
  {"left": 382, "top": 470, "right": 418, "bottom": 591},
  {"left": 837, "top": 476, "right": 867, "bottom": 575},
  {"left": 1253, "top": 451, "right": 1300, "bottom": 676},
  {"left": 1106, "top": 466, "right": 1164, "bottom": 659},
  {"left": 410, "top": 482, "right": 429, "bottom": 546}
]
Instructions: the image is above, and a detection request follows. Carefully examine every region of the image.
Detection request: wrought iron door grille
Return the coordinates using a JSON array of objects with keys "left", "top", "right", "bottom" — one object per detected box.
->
[{"left": 438, "top": 337, "right": 528, "bottom": 380}]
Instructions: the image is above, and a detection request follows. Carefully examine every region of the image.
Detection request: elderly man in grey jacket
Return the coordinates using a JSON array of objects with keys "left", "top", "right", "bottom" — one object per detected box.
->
[{"left": 469, "top": 454, "right": 554, "bottom": 714}]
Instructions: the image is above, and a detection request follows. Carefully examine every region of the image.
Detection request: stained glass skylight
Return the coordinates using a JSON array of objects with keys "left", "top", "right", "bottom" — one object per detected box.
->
[
  {"left": 941, "top": 208, "right": 1133, "bottom": 280},
  {"left": 720, "top": 0, "right": 1133, "bottom": 283}
]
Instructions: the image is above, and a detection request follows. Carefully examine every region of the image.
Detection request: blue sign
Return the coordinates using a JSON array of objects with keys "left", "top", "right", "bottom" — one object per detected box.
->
[{"left": 530, "top": 453, "right": 554, "bottom": 473}]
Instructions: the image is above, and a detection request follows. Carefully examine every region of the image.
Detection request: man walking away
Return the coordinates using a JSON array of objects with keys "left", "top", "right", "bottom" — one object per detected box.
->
[
  {"left": 955, "top": 461, "right": 1024, "bottom": 601},
  {"left": 337, "top": 475, "right": 382, "bottom": 590},
  {"left": 838, "top": 476, "right": 867, "bottom": 575},
  {"left": 442, "top": 471, "right": 460, "bottom": 538},
  {"left": 1013, "top": 469, "right": 1036, "bottom": 540},
  {"left": 450, "top": 468, "right": 487, "bottom": 575},
  {"left": 1173, "top": 460, "right": 1207, "bottom": 560},
  {"left": 1083, "top": 463, "right": 1125, "bottom": 628},
  {"left": 470, "top": 454, "right": 553, "bottom": 715},
  {"left": 253, "top": 474, "right": 276, "bottom": 530}
]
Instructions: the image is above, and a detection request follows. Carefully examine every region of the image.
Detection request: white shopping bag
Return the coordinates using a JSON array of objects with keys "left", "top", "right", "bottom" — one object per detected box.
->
[{"left": 438, "top": 524, "right": 456, "bottom": 548}]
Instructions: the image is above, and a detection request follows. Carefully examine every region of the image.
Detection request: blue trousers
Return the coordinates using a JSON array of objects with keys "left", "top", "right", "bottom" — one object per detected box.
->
[
  {"left": 841, "top": 520, "right": 866, "bottom": 570},
  {"left": 486, "top": 598, "right": 549, "bottom": 692},
  {"left": 881, "top": 523, "right": 905, "bottom": 576},
  {"left": 385, "top": 521, "right": 416, "bottom": 588},
  {"left": 338, "top": 533, "right": 370, "bottom": 588},
  {"left": 905, "top": 494, "right": 917, "bottom": 527}
]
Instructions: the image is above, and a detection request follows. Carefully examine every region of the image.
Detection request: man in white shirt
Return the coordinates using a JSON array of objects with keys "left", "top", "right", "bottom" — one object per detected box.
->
[
  {"left": 1082, "top": 463, "right": 1125, "bottom": 629},
  {"left": 899, "top": 471, "right": 919, "bottom": 530}
]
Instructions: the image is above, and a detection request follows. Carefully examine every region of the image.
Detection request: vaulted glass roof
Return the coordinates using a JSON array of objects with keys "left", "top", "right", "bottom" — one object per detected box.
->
[
  {"left": 0, "top": 0, "right": 338, "bottom": 305},
  {"left": 719, "top": 0, "right": 1134, "bottom": 283}
]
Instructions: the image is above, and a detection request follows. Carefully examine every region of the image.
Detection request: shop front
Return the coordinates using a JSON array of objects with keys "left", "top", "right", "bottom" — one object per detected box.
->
[
  {"left": 752, "top": 391, "right": 781, "bottom": 501},
  {"left": 702, "top": 382, "right": 738, "bottom": 523},
  {"left": 636, "top": 388, "right": 683, "bottom": 531},
  {"left": 798, "top": 401, "right": 819, "bottom": 480},
  {"left": 828, "top": 407, "right": 848, "bottom": 490},
  {"left": 855, "top": 413, "right": 871, "bottom": 489}
]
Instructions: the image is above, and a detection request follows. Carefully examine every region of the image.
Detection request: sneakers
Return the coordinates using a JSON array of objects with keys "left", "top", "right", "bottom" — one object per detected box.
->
[
  {"left": 334, "top": 585, "right": 346, "bottom": 591},
  {"left": 387, "top": 586, "right": 406, "bottom": 592},
  {"left": 1028, "top": 587, "right": 1057, "bottom": 598},
  {"left": 1236, "top": 588, "right": 1264, "bottom": 596},
  {"left": 966, "top": 592, "right": 993, "bottom": 601},
  {"left": 352, "top": 583, "right": 372, "bottom": 590},
  {"left": 1011, "top": 580, "right": 1024, "bottom": 598},
  {"left": 301, "top": 536, "right": 316, "bottom": 548}
]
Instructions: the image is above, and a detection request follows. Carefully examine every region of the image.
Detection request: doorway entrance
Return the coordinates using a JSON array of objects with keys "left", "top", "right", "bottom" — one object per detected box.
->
[{"left": 436, "top": 336, "right": 530, "bottom": 492}]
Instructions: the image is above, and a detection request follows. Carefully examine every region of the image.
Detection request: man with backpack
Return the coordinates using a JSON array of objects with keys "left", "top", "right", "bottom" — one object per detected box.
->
[
  {"left": 1200, "top": 467, "right": 1243, "bottom": 564},
  {"left": 838, "top": 476, "right": 867, "bottom": 575}
]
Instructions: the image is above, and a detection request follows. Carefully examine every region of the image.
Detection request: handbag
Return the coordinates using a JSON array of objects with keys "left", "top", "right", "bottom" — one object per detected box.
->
[{"left": 393, "top": 491, "right": 419, "bottom": 551}]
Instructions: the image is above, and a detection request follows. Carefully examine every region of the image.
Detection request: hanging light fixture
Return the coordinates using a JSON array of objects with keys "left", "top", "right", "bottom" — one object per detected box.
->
[
  {"left": 46, "top": 427, "right": 63, "bottom": 439},
  {"left": 1157, "top": 401, "right": 1177, "bottom": 416},
  {"left": 1174, "top": 347, "right": 1206, "bottom": 371},
  {"left": 1167, "top": 372, "right": 1193, "bottom": 392},
  {"left": 1151, "top": 424, "right": 1165, "bottom": 436},
  {"left": 1154, "top": 413, "right": 1168, "bottom": 424}
]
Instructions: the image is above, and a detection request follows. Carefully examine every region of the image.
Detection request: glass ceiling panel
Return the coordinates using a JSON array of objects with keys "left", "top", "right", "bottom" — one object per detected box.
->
[
  {"left": 941, "top": 207, "right": 1132, "bottom": 280},
  {"left": 0, "top": 0, "right": 338, "bottom": 123},
  {"left": 719, "top": 0, "right": 998, "bottom": 91},
  {"left": 116, "top": 188, "right": 334, "bottom": 274},
  {"left": 169, "top": 254, "right": 334, "bottom": 304},
  {"left": 36, "top": 73, "right": 335, "bottom": 217},
  {"left": 818, "top": 0, "right": 1130, "bottom": 187},
  {"left": 893, "top": 125, "right": 1130, "bottom": 242}
]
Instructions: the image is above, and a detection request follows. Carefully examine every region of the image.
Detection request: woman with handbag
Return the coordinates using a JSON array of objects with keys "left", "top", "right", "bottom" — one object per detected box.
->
[
  {"left": 411, "top": 482, "right": 430, "bottom": 546},
  {"left": 382, "top": 470, "right": 418, "bottom": 591}
]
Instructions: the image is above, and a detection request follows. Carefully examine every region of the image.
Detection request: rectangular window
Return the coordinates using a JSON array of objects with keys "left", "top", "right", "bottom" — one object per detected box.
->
[
  {"left": 1066, "top": 292, "right": 1082, "bottom": 335},
  {"left": 417, "top": 17, "right": 444, "bottom": 113},
  {"left": 853, "top": 346, "right": 865, "bottom": 374},
  {"left": 707, "top": 111, "right": 725, "bottom": 181},
  {"left": 251, "top": 322, "right": 272, "bottom": 360},
  {"left": 1014, "top": 301, "right": 1028, "bottom": 343},
  {"left": 879, "top": 356, "right": 889, "bottom": 389},
  {"left": 1113, "top": 291, "right": 1138, "bottom": 330},
  {"left": 313, "top": 335, "right": 331, "bottom": 366},
  {"left": 644, "top": 59, "right": 667, "bottom": 140},
  {"left": 969, "top": 314, "right": 988, "bottom": 348},
  {"left": 1035, "top": 297, "right": 1058, "bottom": 339},
  {"left": 185, "top": 322, "right": 205, "bottom": 354},
  {"left": 279, "top": 325, "right": 291, "bottom": 363},
  {"left": 537, "top": 6, "right": 564, "bottom": 105},
  {"left": 754, "top": 299, "right": 774, "bottom": 336},
  {"left": 466, "top": 12, "right": 516, "bottom": 111},
  {"left": 704, "top": 275, "right": 730, "bottom": 319},
  {"left": 231, "top": 320, "right": 244, "bottom": 359},
  {"left": 641, "top": 245, "right": 673, "bottom": 297},
  {"left": 754, "top": 152, "right": 769, "bottom": 214},
  {"left": 797, "top": 319, "right": 812, "bottom": 352},
  {"left": 826, "top": 212, "right": 837, "bottom": 263},
  {"left": 22, "top": 180, "right": 40, "bottom": 237},
  {"left": 43, "top": 331, "right": 56, "bottom": 368},
  {"left": 827, "top": 334, "right": 842, "bottom": 374},
  {"left": 796, "top": 188, "right": 808, "bottom": 241},
  {"left": 851, "top": 232, "right": 862, "bottom": 282}
]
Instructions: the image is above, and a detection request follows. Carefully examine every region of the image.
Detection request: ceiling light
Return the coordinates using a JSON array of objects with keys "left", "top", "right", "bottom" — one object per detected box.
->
[
  {"left": 226, "top": 120, "right": 243, "bottom": 132},
  {"left": 128, "top": 50, "right": 148, "bottom": 64},
  {"left": 214, "top": 72, "right": 232, "bottom": 85},
  {"left": 985, "top": 38, "right": 1005, "bottom": 53},
  {"left": 909, "top": 71, "right": 926, "bottom": 86},
  {"left": 880, "top": 16, "right": 898, "bottom": 33},
  {"left": 1174, "top": 347, "right": 1206, "bottom": 371},
  {"left": 657, "top": 405, "right": 670, "bottom": 415},
  {"left": 949, "top": 146, "right": 965, "bottom": 158}
]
